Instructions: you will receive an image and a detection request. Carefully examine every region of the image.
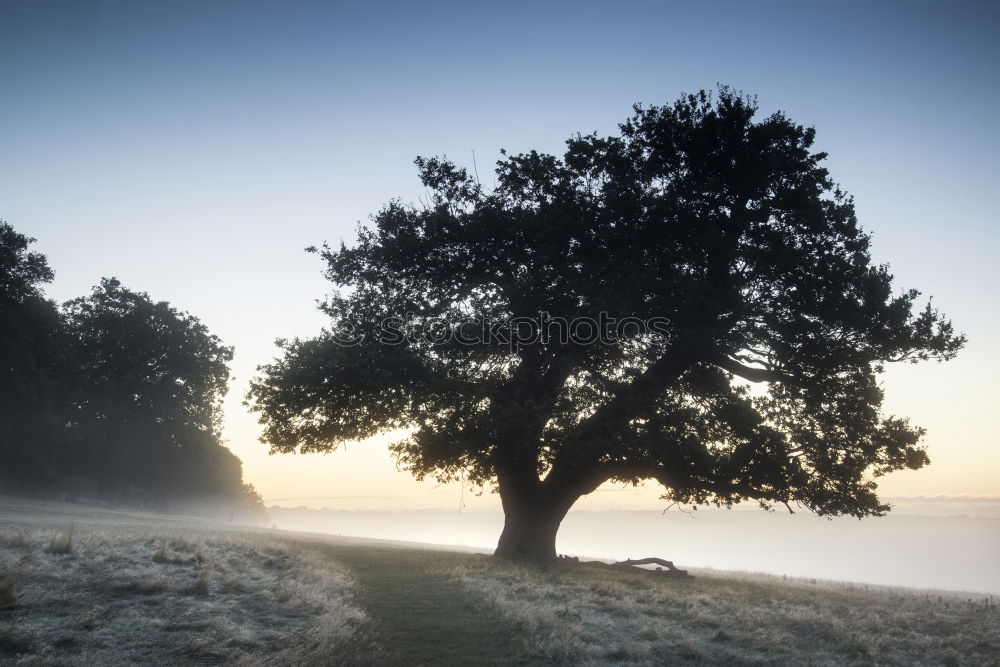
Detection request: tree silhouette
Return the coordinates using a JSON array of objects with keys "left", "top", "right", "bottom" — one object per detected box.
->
[
  {"left": 1, "top": 222, "right": 264, "bottom": 510},
  {"left": 63, "top": 278, "right": 235, "bottom": 501},
  {"left": 248, "top": 88, "right": 964, "bottom": 559},
  {"left": 0, "top": 222, "right": 66, "bottom": 488}
]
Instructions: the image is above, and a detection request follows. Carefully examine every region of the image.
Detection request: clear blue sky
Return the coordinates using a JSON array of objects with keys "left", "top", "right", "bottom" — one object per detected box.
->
[{"left": 2, "top": 0, "right": 997, "bottom": 506}]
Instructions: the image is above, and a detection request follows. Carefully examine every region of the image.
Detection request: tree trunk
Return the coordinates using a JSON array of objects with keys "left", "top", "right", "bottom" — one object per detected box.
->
[
  {"left": 494, "top": 507, "right": 564, "bottom": 560},
  {"left": 493, "top": 480, "right": 576, "bottom": 560}
]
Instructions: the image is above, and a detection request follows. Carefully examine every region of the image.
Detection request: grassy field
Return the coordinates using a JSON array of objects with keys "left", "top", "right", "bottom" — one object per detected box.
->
[
  {"left": 0, "top": 524, "right": 378, "bottom": 665},
  {"left": 1, "top": 498, "right": 998, "bottom": 665}
]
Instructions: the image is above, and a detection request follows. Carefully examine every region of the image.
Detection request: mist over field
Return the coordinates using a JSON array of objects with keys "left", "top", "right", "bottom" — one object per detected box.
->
[{"left": 270, "top": 502, "right": 1000, "bottom": 595}]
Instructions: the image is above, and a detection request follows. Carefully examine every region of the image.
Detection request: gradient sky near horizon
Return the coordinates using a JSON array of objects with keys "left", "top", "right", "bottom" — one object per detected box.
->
[{"left": 2, "top": 0, "right": 998, "bottom": 510}]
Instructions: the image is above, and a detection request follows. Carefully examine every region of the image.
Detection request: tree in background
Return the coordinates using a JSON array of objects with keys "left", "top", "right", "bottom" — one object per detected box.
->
[
  {"left": 62, "top": 278, "right": 236, "bottom": 502},
  {"left": 1, "top": 221, "right": 265, "bottom": 516},
  {"left": 251, "top": 88, "right": 958, "bottom": 559},
  {"left": 0, "top": 222, "right": 66, "bottom": 487}
]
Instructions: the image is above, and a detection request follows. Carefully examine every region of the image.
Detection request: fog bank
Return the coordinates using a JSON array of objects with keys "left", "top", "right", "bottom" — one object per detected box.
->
[{"left": 270, "top": 507, "right": 1000, "bottom": 595}]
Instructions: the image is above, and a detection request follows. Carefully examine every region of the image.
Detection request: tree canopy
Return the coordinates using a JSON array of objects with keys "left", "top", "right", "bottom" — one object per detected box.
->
[{"left": 248, "top": 88, "right": 964, "bottom": 559}]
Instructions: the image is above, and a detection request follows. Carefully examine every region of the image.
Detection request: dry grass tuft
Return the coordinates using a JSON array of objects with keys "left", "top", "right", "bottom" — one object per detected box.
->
[
  {"left": 0, "top": 626, "right": 35, "bottom": 654},
  {"left": 0, "top": 530, "right": 36, "bottom": 551},
  {"left": 153, "top": 538, "right": 208, "bottom": 567},
  {"left": 45, "top": 525, "right": 74, "bottom": 555},
  {"left": 0, "top": 574, "right": 17, "bottom": 609},
  {"left": 182, "top": 567, "right": 211, "bottom": 596}
]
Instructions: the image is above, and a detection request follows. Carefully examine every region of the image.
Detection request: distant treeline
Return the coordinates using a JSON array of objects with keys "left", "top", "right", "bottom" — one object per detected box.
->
[{"left": 0, "top": 221, "right": 265, "bottom": 518}]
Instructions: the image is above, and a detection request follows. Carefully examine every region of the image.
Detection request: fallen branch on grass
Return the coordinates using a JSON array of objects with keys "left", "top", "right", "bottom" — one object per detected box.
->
[{"left": 558, "top": 555, "right": 692, "bottom": 577}]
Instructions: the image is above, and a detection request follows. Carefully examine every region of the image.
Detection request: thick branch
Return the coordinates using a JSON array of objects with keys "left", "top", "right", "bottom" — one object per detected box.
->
[
  {"left": 547, "top": 459, "right": 680, "bottom": 499},
  {"left": 490, "top": 347, "right": 577, "bottom": 484},
  {"left": 567, "top": 336, "right": 703, "bottom": 448},
  {"left": 714, "top": 355, "right": 793, "bottom": 384}
]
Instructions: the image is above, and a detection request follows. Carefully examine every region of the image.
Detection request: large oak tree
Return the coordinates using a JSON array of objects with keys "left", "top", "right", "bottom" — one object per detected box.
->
[{"left": 248, "top": 89, "right": 963, "bottom": 559}]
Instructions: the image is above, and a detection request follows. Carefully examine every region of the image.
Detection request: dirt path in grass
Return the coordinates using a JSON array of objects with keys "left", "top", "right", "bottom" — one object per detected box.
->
[{"left": 314, "top": 542, "right": 533, "bottom": 666}]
